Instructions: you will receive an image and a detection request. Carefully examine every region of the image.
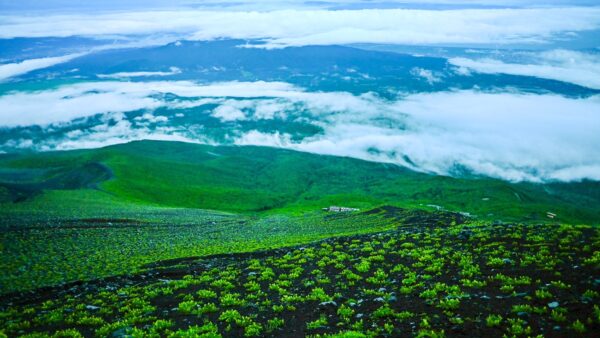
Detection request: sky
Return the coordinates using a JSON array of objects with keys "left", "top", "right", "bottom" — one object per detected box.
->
[
  {"left": 0, "top": 0, "right": 599, "bottom": 182},
  {"left": 2, "top": 0, "right": 600, "bottom": 11}
]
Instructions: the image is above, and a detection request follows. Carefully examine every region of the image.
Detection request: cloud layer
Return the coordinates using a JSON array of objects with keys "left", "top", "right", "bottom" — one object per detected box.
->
[
  {"left": 0, "top": 81, "right": 299, "bottom": 127},
  {"left": 1, "top": 80, "right": 599, "bottom": 182},
  {"left": 1, "top": 7, "right": 599, "bottom": 47},
  {"left": 450, "top": 49, "right": 600, "bottom": 89},
  {"left": 97, "top": 67, "right": 181, "bottom": 79},
  {"left": 0, "top": 53, "right": 85, "bottom": 82},
  {"left": 289, "top": 91, "right": 600, "bottom": 182}
]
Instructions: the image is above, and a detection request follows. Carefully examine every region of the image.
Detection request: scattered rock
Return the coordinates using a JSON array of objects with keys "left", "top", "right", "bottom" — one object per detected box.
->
[
  {"left": 547, "top": 301, "right": 559, "bottom": 309},
  {"left": 111, "top": 327, "right": 132, "bottom": 337},
  {"left": 85, "top": 305, "right": 100, "bottom": 311},
  {"left": 457, "top": 229, "right": 473, "bottom": 240},
  {"left": 318, "top": 301, "right": 337, "bottom": 309}
]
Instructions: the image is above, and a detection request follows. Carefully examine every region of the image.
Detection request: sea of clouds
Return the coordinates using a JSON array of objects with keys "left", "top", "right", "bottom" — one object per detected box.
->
[
  {"left": 1, "top": 7, "right": 599, "bottom": 47},
  {"left": 1, "top": 1, "right": 599, "bottom": 182},
  {"left": 1, "top": 80, "right": 598, "bottom": 182}
]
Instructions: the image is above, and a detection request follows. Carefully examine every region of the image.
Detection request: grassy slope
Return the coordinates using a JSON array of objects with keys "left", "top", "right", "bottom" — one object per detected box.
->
[
  {"left": 2, "top": 219, "right": 598, "bottom": 337},
  {"left": 1, "top": 140, "right": 599, "bottom": 224}
]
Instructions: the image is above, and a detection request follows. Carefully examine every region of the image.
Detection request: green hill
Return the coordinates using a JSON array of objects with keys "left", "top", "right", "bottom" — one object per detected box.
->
[{"left": 1, "top": 140, "right": 598, "bottom": 224}]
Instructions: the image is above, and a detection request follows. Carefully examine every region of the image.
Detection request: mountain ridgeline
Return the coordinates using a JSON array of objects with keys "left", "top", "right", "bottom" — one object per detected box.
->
[{"left": 0, "top": 140, "right": 598, "bottom": 224}]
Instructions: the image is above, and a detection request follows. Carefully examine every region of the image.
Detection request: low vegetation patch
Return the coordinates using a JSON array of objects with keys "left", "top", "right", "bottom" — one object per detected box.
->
[{"left": 1, "top": 214, "right": 598, "bottom": 337}]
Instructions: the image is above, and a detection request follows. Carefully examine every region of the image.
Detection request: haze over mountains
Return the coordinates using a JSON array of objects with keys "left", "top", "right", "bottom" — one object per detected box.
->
[{"left": 0, "top": 0, "right": 599, "bottom": 183}]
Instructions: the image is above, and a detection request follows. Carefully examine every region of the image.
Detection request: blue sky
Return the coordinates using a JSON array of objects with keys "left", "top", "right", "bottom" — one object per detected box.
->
[{"left": 1, "top": 0, "right": 600, "bottom": 12}]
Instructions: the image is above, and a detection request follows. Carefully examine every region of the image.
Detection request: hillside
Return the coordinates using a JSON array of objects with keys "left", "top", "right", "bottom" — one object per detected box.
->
[
  {"left": 2, "top": 211, "right": 598, "bottom": 337},
  {"left": 1, "top": 140, "right": 599, "bottom": 224}
]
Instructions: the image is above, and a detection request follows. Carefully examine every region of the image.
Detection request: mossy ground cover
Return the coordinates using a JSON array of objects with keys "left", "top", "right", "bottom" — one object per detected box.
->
[
  {"left": 1, "top": 207, "right": 598, "bottom": 337},
  {"left": 1, "top": 210, "right": 404, "bottom": 293}
]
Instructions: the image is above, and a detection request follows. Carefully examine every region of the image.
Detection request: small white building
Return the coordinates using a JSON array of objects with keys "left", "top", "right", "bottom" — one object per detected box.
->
[{"left": 323, "top": 206, "right": 360, "bottom": 212}]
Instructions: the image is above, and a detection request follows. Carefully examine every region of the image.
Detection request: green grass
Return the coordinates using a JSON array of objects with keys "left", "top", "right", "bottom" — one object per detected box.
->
[
  {"left": 0, "top": 140, "right": 598, "bottom": 293},
  {"left": 0, "top": 141, "right": 598, "bottom": 336},
  {"left": 1, "top": 140, "right": 599, "bottom": 224},
  {"left": 0, "top": 211, "right": 401, "bottom": 293},
  {"left": 1, "top": 220, "right": 598, "bottom": 337}
]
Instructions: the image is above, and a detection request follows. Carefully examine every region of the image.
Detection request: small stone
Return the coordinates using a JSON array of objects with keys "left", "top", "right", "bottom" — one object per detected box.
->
[
  {"left": 318, "top": 301, "right": 337, "bottom": 309},
  {"left": 548, "top": 301, "right": 559, "bottom": 308},
  {"left": 373, "top": 297, "right": 386, "bottom": 303},
  {"left": 356, "top": 313, "right": 364, "bottom": 319},
  {"left": 111, "top": 327, "right": 131, "bottom": 337},
  {"left": 85, "top": 305, "right": 100, "bottom": 311}
]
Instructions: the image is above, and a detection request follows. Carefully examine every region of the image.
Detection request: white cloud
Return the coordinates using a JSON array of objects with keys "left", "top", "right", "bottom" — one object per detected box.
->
[
  {"left": 235, "top": 130, "right": 293, "bottom": 147},
  {"left": 3, "top": 0, "right": 597, "bottom": 12},
  {"left": 0, "top": 80, "right": 300, "bottom": 127},
  {"left": 97, "top": 66, "right": 182, "bottom": 79},
  {"left": 410, "top": 67, "right": 442, "bottom": 84},
  {"left": 2, "top": 80, "right": 599, "bottom": 182},
  {"left": 0, "top": 36, "right": 186, "bottom": 82},
  {"left": 0, "top": 53, "right": 86, "bottom": 82},
  {"left": 0, "top": 7, "right": 599, "bottom": 47},
  {"left": 389, "top": 91, "right": 600, "bottom": 181},
  {"left": 0, "top": 85, "right": 162, "bottom": 127},
  {"left": 38, "top": 112, "right": 204, "bottom": 151},
  {"left": 212, "top": 104, "right": 246, "bottom": 121},
  {"left": 449, "top": 49, "right": 600, "bottom": 89},
  {"left": 233, "top": 90, "right": 600, "bottom": 182},
  {"left": 47, "top": 125, "right": 201, "bottom": 151},
  {"left": 134, "top": 112, "right": 169, "bottom": 124},
  {"left": 253, "top": 100, "right": 291, "bottom": 120}
]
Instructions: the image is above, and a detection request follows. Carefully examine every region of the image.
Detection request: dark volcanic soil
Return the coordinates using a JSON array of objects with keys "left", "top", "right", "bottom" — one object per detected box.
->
[{"left": 1, "top": 207, "right": 598, "bottom": 337}]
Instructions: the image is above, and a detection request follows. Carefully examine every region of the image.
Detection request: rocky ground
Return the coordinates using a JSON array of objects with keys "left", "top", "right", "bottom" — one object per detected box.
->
[{"left": 1, "top": 208, "right": 599, "bottom": 337}]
